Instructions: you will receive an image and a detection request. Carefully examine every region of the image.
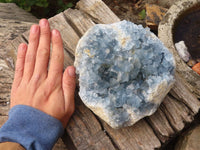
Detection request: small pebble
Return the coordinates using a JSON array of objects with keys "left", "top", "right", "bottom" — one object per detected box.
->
[
  {"left": 196, "top": 58, "right": 200, "bottom": 63},
  {"left": 175, "top": 41, "right": 191, "bottom": 62},
  {"left": 192, "top": 62, "right": 200, "bottom": 75},
  {"left": 187, "top": 59, "right": 197, "bottom": 67}
]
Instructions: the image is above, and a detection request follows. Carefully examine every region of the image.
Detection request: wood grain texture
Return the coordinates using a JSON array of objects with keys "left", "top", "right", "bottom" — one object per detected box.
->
[
  {"left": 0, "top": 58, "right": 12, "bottom": 125},
  {"left": 4, "top": 36, "right": 27, "bottom": 70},
  {"left": 76, "top": 0, "right": 120, "bottom": 24},
  {"left": 67, "top": 98, "right": 116, "bottom": 150},
  {"left": 0, "top": 59, "right": 13, "bottom": 103},
  {"left": 147, "top": 108, "right": 175, "bottom": 143},
  {"left": 0, "top": 18, "right": 36, "bottom": 46},
  {"left": 0, "top": 116, "right": 8, "bottom": 127},
  {"left": 53, "top": 138, "right": 70, "bottom": 150},
  {"left": 48, "top": 13, "right": 79, "bottom": 68},
  {"left": 0, "top": 3, "right": 37, "bottom": 22},
  {"left": 170, "top": 74, "right": 200, "bottom": 114},
  {"left": 102, "top": 119, "right": 161, "bottom": 150},
  {"left": 161, "top": 95, "right": 194, "bottom": 132},
  {"left": 64, "top": 9, "right": 95, "bottom": 36},
  {"left": 49, "top": 13, "right": 79, "bottom": 56}
]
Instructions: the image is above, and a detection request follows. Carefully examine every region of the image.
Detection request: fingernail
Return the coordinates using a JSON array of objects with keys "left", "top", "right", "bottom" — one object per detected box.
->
[
  {"left": 40, "top": 19, "right": 48, "bottom": 27},
  {"left": 52, "top": 29, "right": 59, "bottom": 36},
  {"left": 31, "top": 25, "right": 38, "bottom": 33},
  {"left": 68, "top": 67, "right": 76, "bottom": 77},
  {"left": 19, "top": 43, "right": 26, "bottom": 50}
]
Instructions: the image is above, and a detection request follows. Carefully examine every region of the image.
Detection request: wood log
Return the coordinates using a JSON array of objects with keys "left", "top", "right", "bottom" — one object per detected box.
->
[
  {"left": 66, "top": 98, "right": 116, "bottom": 150},
  {"left": 0, "top": 116, "right": 8, "bottom": 127},
  {"left": 161, "top": 95, "right": 194, "bottom": 132},
  {"left": 0, "top": 3, "right": 37, "bottom": 22},
  {"left": 0, "top": 18, "right": 35, "bottom": 46},
  {"left": 49, "top": 13, "right": 79, "bottom": 56},
  {"left": 76, "top": 0, "right": 120, "bottom": 24},
  {"left": 102, "top": 119, "right": 161, "bottom": 150},
  {"left": 64, "top": 9, "right": 95, "bottom": 36},
  {"left": 3, "top": 36, "right": 27, "bottom": 70},
  {"left": 0, "top": 59, "right": 13, "bottom": 103},
  {"left": 0, "top": 58, "right": 12, "bottom": 125},
  {"left": 170, "top": 74, "right": 200, "bottom": 114},
  {"left": 53, "top": 138, "right": 70, "bottom": 150},
  {"left": 147, "top": 108, "right": 175, "bottom": 143}
]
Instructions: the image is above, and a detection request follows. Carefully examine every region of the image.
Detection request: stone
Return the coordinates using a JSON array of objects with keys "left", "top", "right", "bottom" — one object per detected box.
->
[
  {"left": 175, "top": 41, "right": 191, "bottom": 62},
  {"left": 196, "top": 58, "right": 200, "bottom": 63},
  {"left": 75, "top": 20, "right": 175, "bottom": 128},
  {"left": 187, "top": 59, "right": 196, "bottom": 67},
  {"left": 192, "top": 62, "right": 200, "bottom": 75},
  {"left": 145, "top": 4, "right": 168, "bottom": 30},
  {"left": 175, "top": 125, "right": 200, "bottom": 150}
]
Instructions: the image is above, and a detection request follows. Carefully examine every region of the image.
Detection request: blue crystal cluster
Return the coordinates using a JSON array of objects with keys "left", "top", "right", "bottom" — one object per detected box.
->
[{"left": 75, "top": 20, "right": 175, "bottom": 128}]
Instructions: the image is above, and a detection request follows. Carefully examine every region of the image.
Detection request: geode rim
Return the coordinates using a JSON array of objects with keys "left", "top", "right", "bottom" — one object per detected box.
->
[{"left": 75, "top": 20, "right": 175, "bottom": 128}]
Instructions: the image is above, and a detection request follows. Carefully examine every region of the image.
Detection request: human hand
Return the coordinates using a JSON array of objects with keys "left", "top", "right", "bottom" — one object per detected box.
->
[{"left": 10, "top": 19, "right": 76, "bottom": 127}]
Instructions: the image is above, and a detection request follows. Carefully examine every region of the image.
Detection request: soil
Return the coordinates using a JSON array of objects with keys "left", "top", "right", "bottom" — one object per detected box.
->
[{"left": 103, "top": 0, "right": 146, "bottom": 26}]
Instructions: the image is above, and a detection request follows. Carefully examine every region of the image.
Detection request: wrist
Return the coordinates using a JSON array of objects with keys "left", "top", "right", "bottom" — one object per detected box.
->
[{"left": 0, "top": 105, "right": 64, "bottom": 150}]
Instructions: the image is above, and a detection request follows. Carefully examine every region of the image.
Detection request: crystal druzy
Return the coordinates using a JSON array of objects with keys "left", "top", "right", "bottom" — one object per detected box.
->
[{"left": 74, "top": 20, "right": 175, "bottom": 128}]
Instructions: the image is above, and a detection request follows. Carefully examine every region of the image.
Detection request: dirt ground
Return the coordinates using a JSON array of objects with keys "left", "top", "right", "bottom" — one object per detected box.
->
[{"left": 103, "top": 0, "right": 147, "bottom": 26}]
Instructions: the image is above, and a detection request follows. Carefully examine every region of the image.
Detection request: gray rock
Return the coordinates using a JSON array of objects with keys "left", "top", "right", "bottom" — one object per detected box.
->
[
  {"left": 75, "top": 20, "right": 175, "bottom": 128},
  {"left": 175, "top": 41, "right": 191, "bottom": 62}
]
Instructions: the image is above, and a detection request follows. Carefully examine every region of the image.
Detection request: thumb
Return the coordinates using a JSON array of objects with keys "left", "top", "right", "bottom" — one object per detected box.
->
[{"left": 62, "top": 66, "right": 76, "bottom": 113}]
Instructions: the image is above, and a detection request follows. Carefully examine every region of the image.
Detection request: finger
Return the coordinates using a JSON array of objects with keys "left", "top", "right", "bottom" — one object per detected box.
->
[
  {"left": 23, "top": 24, "right": 40, "bottom": 81},
  {"left": 33, "top": 19, "right": 51, "bottom": 80},
  {"left": 12, "top": 43, "right": 27, "bottom": 88},
  {"left": 48, "top": 29, "right": 64, "bottom": 83},
  {"left": 62, "top": 66, "right": 76, "bottom": 113}
]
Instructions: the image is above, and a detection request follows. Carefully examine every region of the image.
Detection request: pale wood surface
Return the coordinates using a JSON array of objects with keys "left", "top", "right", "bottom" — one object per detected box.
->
[
  {"left": 1, "top": 0, "right": 200, "bottom": 150},
  {"left": 0, "top": 3, "right": 37, "bottom": 22}
]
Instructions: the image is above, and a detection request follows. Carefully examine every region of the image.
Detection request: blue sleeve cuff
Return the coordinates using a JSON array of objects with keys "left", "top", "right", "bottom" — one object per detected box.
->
[{"left": 0, "top": 105, "right": 64, "bottom": 150}]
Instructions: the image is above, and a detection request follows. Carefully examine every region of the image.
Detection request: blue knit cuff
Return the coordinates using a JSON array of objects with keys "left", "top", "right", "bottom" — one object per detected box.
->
[{"left": 0, "top": 105, "right": 64, "bottom": 150}]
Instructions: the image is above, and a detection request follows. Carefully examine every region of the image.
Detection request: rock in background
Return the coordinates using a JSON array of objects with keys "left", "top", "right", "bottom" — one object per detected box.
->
[{"left": 145, "top": 3, "right": 168, "bottom": 30}]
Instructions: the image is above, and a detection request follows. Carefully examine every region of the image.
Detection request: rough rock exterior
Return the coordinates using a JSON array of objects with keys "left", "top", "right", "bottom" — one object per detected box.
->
[{"left": 75, "top": 20, "right": 175, "bottom": 128}]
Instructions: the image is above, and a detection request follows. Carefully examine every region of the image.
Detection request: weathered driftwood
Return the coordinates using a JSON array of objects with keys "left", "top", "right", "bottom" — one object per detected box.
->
[
  {"left": 76, "top": 0, "right": 120, "bottom": 24},
  {"left": 64, "top": 9, "right": 95, "bottom": 36},
  {"left": 0, "top": 59, "right": 13, "bottom": 117},
  {"left": 0, "top": 3, "right": 37, "bottom": 22},
  {"left": 1, "top": 0, "right": 200, "bottom": 149}
]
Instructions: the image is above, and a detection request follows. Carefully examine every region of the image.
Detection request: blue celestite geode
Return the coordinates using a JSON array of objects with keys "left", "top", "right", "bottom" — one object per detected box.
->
[{"left": 74, "top": 20, "right": 175, "bottom": 128}]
